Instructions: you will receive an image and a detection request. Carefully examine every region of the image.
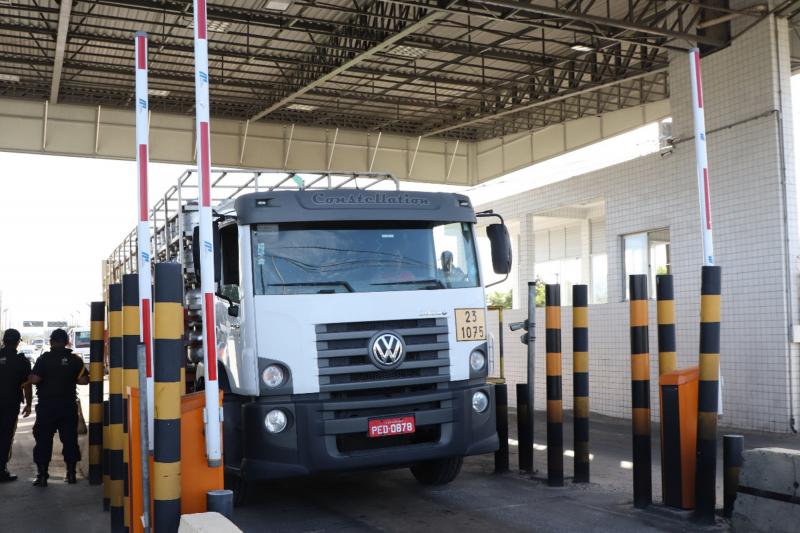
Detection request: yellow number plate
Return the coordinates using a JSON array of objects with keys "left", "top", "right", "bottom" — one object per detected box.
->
[{"left": 455, "top": 308, "right": 487, "bottom": 341}]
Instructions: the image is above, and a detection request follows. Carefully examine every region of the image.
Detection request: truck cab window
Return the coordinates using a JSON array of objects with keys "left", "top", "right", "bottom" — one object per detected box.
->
[
  {"left": 220, "top": 223, "right": 240, "bottom": 302},
  {"left": 251, "top": 221, "right": 480, "bottom": 295}
]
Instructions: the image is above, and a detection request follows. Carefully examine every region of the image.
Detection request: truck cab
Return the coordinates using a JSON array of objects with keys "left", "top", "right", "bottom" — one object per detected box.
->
[
  {"left": 69, "top": 326, "right": 91, "bottom": 365},
  {"left": 194, "top": 186, "right": 512, "bottom": 487}
]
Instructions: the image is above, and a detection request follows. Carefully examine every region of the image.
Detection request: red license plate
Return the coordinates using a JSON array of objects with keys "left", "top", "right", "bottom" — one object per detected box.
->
[{"left": 368, "top": 416, "right": 416, "bottom": 438}]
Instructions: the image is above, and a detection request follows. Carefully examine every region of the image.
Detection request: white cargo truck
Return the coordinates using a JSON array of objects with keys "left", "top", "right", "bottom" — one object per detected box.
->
[{"left": 107, "top": 170, "right": 511, "bottom": 494}]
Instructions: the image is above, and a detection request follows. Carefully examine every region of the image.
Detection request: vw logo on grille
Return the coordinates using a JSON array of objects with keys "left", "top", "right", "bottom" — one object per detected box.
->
[{"left": 369, "top": 332, "right": 406, "bottom": 369}]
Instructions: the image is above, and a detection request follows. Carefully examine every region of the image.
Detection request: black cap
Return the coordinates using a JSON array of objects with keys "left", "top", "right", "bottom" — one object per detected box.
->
[
  {"left": 2, "top": 328, "right": 21, "bottom": 345},
  {"left": 50, "top": 328, "right": 69, "bottom": 343}
]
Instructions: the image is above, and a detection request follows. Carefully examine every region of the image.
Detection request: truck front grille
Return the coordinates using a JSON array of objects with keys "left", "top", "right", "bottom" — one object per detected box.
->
[
  {"left": 315, "top": 318, "right": 450, "bottom": 393},
  {"left": 316, "top": 318, "right": 452, "bottom": 454}
]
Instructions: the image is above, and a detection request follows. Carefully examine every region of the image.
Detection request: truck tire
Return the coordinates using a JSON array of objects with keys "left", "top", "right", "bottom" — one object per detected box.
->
[{"left": 410, "top": 456, "right": 463, "bottom": 486}]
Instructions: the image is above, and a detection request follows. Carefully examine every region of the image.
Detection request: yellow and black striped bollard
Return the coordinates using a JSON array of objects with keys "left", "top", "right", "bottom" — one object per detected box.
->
[
  {"left": 572, "top": 284, "right": 589, "bottom": 483},
  {"left": 89, "top": 301, "right": 105, "bottom": 486},
  {"left": 695, "top": 265, "right": 721, "bottom": 523},
  {"left": 656, "top": 275, "right": 677, "bottom": 376},
  {"left": 723, "top": 434, "right": 743, "bottom": 518},
  {"left": 656, "top": 274, "right": 678, "bottom": 505},
  {"left": 108, "top": 284, "right": 125, "bottom": 532},
  {"left": 629, "top": 274, "right": 651, "bottom": 508},
  {"left": 122, "top": 274, "right": 140, "bottom": 533},
  {"left": 154, "top": 263, "right": 184, "bottom": 532},
  {"left": 545, "top": 284, "right": 563, "bottom": 487},
  {"left": 103, "top": 400, "right": 110, "bottom": 511}
]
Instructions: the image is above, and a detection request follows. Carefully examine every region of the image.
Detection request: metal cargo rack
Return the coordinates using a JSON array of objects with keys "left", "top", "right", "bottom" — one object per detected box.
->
[{"left": 103, "top": 168, "right": 399, "bottom": 287}]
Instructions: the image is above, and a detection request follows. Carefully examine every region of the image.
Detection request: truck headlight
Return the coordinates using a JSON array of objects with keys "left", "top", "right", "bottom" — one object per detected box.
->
[
  {"left": 472, "top": 391, "right": 489, "bottom": 413},
  {"left": 469, "top": 349, "right": 487, "bottom": 372},
  {"left": 261, "top": 364, "right": 286, "bottom": 388},
  {"left": 264, "top": 409, "right": 288, "bottom": 434}
]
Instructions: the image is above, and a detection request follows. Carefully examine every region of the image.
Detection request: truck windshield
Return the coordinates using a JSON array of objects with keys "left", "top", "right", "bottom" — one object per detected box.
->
[
  {"left": 73, "top": 331, "right": 91, "bottom": 348},
  {"left": 252, "top": 221, "right": 480, "bottom": 295}
]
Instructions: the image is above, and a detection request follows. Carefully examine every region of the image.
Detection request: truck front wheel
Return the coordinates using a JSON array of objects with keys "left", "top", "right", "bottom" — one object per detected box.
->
[{"left": 410, "top": 456, "right": 463, "bottom": 486}]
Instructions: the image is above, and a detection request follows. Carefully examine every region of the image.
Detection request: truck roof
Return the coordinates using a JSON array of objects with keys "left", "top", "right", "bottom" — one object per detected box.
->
[{"left": 233, "top": 190, "right": 476, "bottom": 225}]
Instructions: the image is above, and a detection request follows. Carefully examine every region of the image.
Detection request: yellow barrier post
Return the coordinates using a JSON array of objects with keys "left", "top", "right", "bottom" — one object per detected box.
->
[
  {"left": 629, "top": 274, "right": 652, "bottom": 508},
  {"left": 122, "top": 274, "right": 140, "bottom": 532},
  {"left": 695, "top": 265, "right": 721, "bottom": 523},
  {"left": 89, "top": 301, "right": 105, "bottom": 485},
  {"left": 108, "top": 283, "right": 125, "bottom": 532},
  {"left": 545, "top": 284, "right": 563, "bottom": 487},
  {"left": 154, "top": 263, "right": 184, "bottom": 532},
  {"left": 572, "top": 284, "right": 589, "bottom": 483}
]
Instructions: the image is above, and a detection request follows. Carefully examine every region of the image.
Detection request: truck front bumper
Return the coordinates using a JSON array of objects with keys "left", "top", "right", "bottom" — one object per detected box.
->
[{"left": 237, "top": 381, "right": 498, "bottom": 481}]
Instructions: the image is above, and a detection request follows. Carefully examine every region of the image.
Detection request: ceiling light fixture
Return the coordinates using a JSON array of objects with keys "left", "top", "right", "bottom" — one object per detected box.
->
[
  {"left": 0, "top": 73, "right": 20, "bottom": 82},
  {"left": 149, "top": 89, "right": 171, "bottom": 97},
  {"left": 390, "top": 45, "right": 427, "bottom": 59},
  {"left": 286, "top": 103, "right": 317, "bottom": 112},
  {"left": 265, "top": 0, "right": 293, "bottom": 11},
  {"left": 187, "top": 19, "right": 230, "bottom": 33},
  {"left": 570, "top": 44, "right": 594, "bottom": 53}
]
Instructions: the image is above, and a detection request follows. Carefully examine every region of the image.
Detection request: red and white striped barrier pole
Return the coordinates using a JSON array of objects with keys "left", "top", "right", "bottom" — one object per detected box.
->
[
  {"left": 689, "top": 48, "right": 714, "bottom": 267},
  {"left": 135, "top": 31, "right": 155, "bottom": 452},
  {"left": 192, "top": 0, "right": 222, "bottom": 467},
  {"left": 690, "top": 48, "right": 723, "bottom": 524}
]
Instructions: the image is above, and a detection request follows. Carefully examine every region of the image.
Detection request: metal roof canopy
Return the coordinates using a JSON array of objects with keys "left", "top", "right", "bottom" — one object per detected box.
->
[{"left": 0, "top": 0, "right": 771, "bottom": 143}]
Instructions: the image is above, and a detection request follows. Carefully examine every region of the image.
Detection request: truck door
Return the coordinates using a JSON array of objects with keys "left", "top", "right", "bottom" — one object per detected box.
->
[{"left": 218, "top": 222, "right": 255, "bottom": 394}]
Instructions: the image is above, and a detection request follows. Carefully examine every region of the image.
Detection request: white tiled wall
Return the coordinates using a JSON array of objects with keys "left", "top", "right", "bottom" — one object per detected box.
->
[{"left": 480, "top": 17, "right": 800, "bottom": 433}]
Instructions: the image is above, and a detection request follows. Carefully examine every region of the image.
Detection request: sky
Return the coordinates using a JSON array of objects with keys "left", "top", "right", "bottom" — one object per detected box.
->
[
  {"left": 0, "top": 155, "right": 184, "bottom": 327},
  {"left": 2, "top": 76, "right": 800, "bottom": 328}
]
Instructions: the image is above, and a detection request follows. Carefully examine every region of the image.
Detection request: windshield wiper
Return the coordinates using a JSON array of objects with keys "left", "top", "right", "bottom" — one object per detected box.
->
[
  {"left": 269, "top": 281, "right": 355, "bottom": 293},
  {"left": 371, "top": 279, "right": 446, "bottom": 290}
]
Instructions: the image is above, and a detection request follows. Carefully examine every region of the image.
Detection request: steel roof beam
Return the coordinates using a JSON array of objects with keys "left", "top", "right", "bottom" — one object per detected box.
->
[
  {"left": 471, "top": 0, "right": 724, "bottom": 46},
  {"left": 423, "top": 67, "right": 668, "bottom": 137},
  {"left": 250, "top": 10, "right": 442, "bottom": 122},
  {"left": 0, "top": 23, "right": 500, "bottom": 89},
  {"left": 49, "top": 0, "right": 73, "bottom": 103}
]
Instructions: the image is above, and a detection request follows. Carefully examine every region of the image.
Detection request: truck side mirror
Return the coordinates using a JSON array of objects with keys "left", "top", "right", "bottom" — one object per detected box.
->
[
  {"left": 192, "top": 222, "right": 222, "bottom": 284},
  {"left": 486, "top": 223, "right": 512, "bottom": 275}
]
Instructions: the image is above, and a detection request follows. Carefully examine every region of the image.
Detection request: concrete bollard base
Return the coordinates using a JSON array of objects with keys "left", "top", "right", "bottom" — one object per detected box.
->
[
  {"left": 731, "top": 447, "right": 800, "bottom": 533},
  {"left": 178, "top": 512, "right": 243, "bottom": 533}
]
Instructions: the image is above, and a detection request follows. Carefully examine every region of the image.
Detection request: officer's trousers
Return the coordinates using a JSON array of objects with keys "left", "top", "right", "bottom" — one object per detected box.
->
[
  {"left": 0, "top": 403, "right": 18, "bottom": 467},
  {"left": 33, "top": 400, "right": 80, "bottom": 466}
]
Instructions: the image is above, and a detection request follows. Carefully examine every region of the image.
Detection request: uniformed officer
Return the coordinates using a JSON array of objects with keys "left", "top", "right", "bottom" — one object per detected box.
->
[
  {"left": 29, "top": 328, "right": 88, "bottom": 487},
  {"left": 0, "top": 328, "right": 32, "bottom": 482}
]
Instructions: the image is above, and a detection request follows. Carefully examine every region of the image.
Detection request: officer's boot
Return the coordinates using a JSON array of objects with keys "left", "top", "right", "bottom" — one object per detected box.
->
[
  {"left": 0, "top": 463, "right": 17, "bottom": 483},
  {"left": 32, "top": 463, "right": 48, "bottom": 487},
  {"left": 66, "top": 463, "right": 77, "bottom": 484}
]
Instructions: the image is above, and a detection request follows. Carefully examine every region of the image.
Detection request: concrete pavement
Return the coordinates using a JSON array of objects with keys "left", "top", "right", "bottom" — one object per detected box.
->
[{"left": 1, "top": 392, "right": 798, "bottom": 533}]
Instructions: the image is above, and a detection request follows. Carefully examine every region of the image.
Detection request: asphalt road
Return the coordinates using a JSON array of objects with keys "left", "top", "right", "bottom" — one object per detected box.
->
[{"left": 1, "top": 385, "right": 798, "bottom": 533}]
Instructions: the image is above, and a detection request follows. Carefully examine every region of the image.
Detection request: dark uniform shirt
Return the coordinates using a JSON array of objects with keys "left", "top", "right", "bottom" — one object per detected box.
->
[
  {"left": 31, "top": 348, "right": 85, "bottom": 402},
  {"left": 0, "top": 347, "right": 30, "bottom": 406}
]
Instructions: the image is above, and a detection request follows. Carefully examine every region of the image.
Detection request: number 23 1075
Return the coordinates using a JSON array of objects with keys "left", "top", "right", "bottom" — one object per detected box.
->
[{"left": 455, "top": 308, "right": 486, "bottom": 341}]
